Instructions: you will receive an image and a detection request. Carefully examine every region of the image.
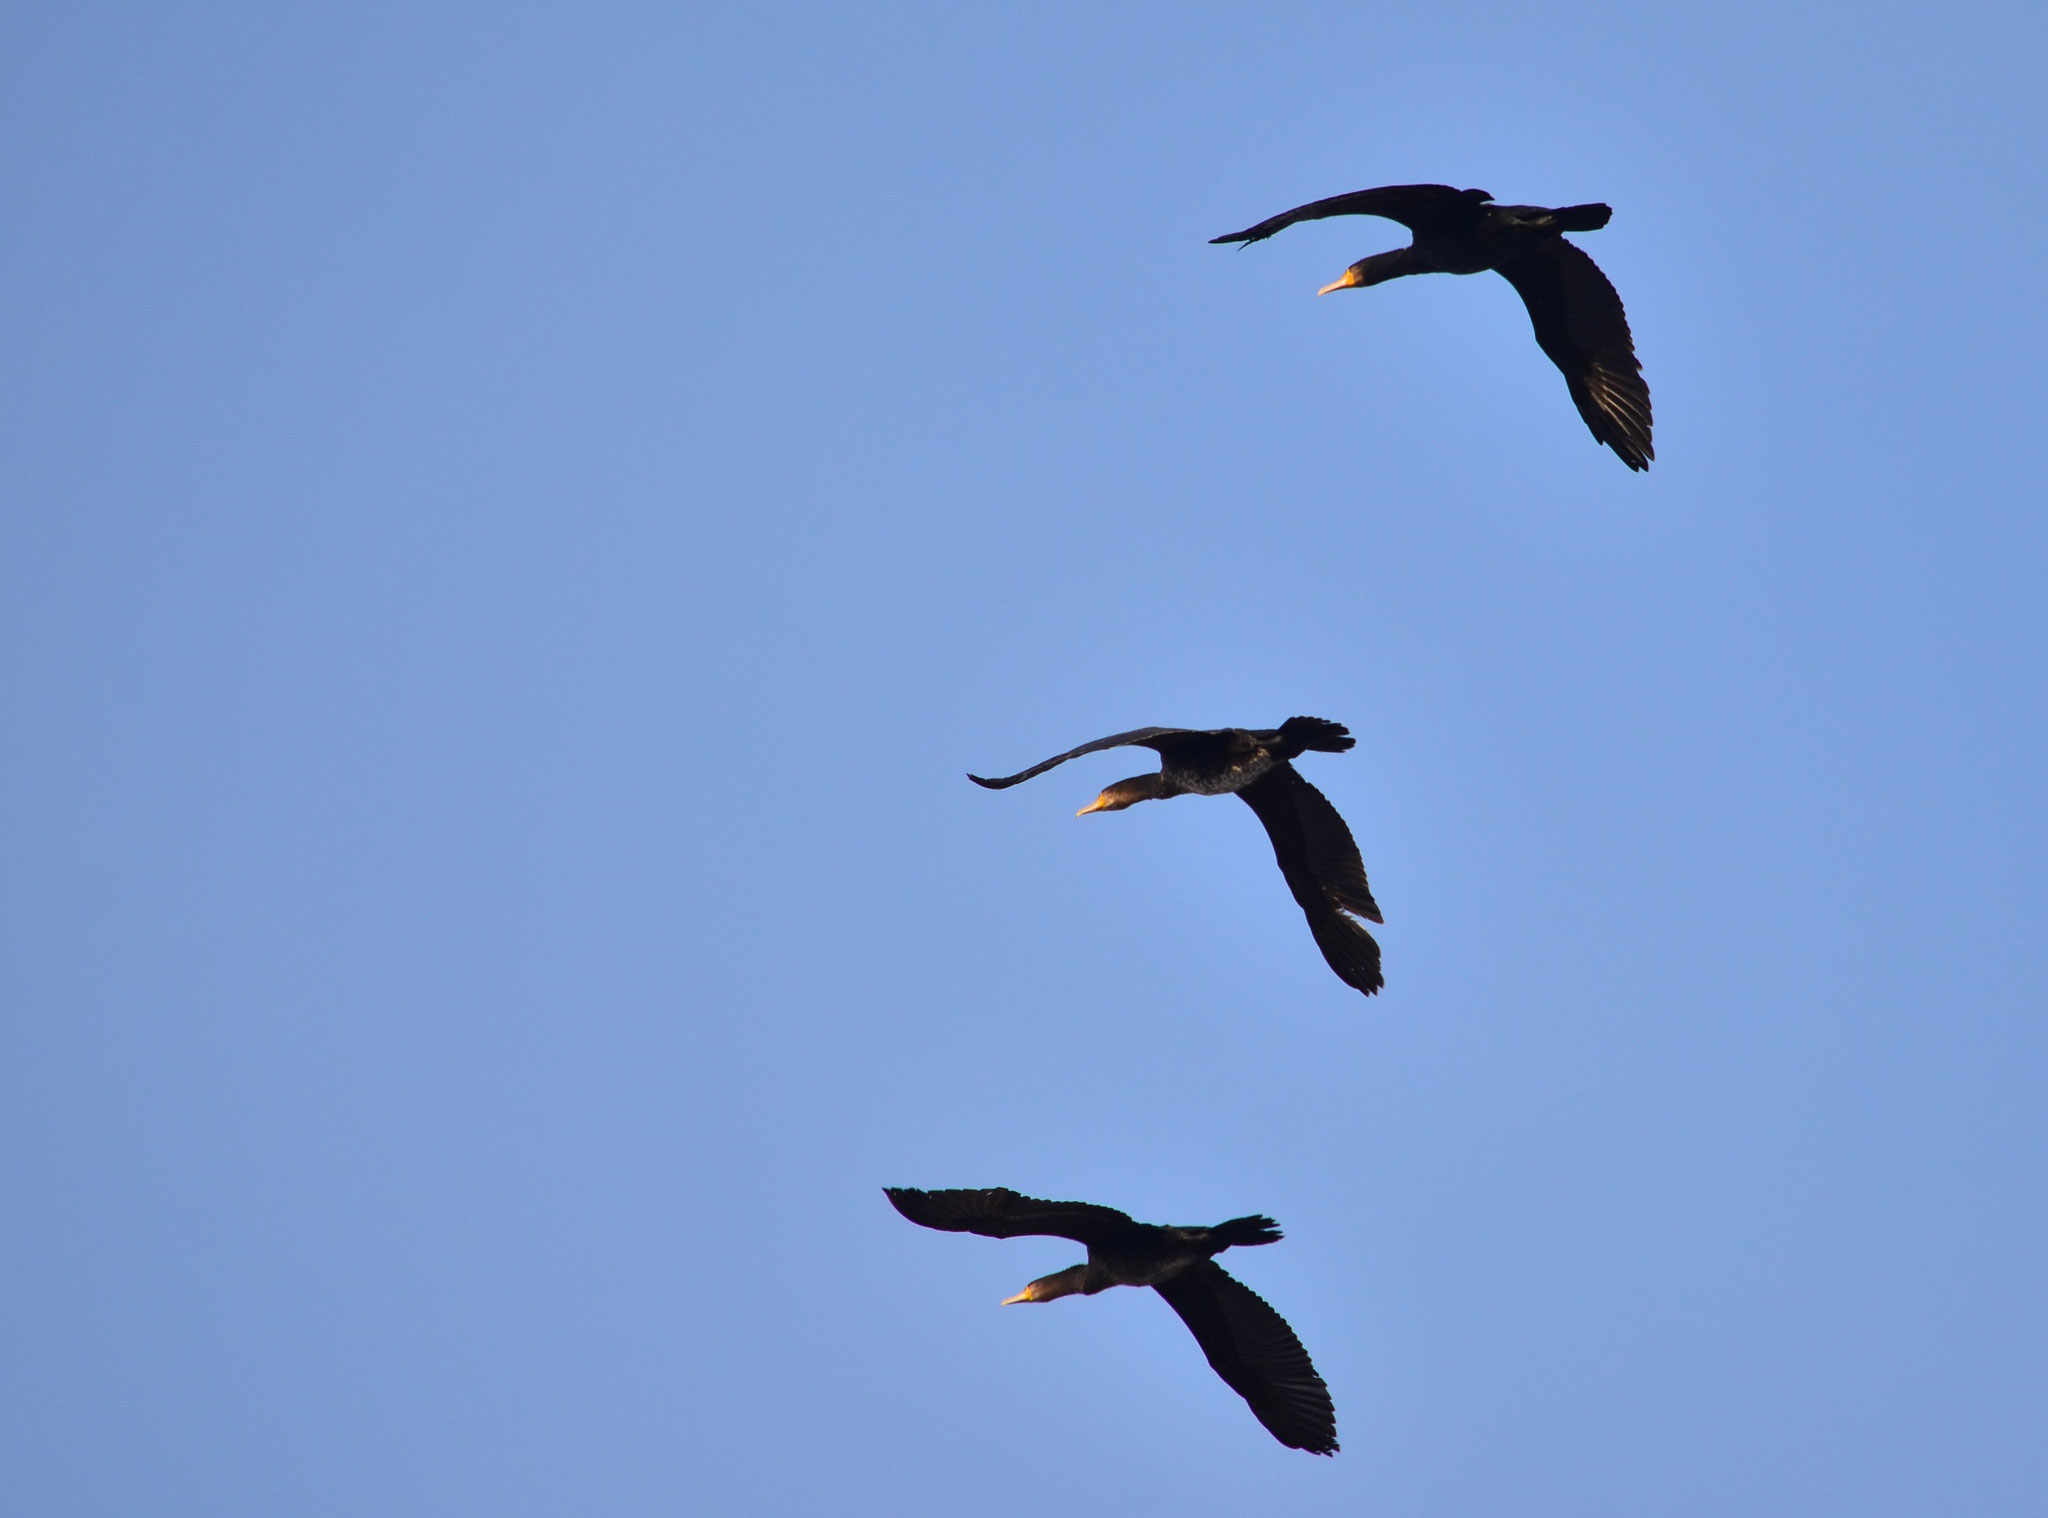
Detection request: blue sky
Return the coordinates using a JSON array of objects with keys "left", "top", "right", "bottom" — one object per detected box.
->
[{"left": 5, "top": 3, "right": 2045, "bottom": 1513}]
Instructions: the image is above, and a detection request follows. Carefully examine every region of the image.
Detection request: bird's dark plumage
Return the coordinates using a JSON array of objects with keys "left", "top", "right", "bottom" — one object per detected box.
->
[
  {"left": 1213, "top": 183, "right": 1652, "bottom": 470},
  {"left": 969, "top": 718, "right": 1383, "bottom": 995},
  {"left": 1236, "top": 764, "right": 1383, "bottom": 995},
  {"left": 1153, "top": 1262, "right": 1337, "bottom": 1456},
  {"left": 1213, "top": 182, "right": 1498, "bottom": 244},
  {"left": 965, "top": 726, "right": 1186, "bottom": 792},
  {"left": 884, "top": 1186, "right": 1137, "bottom": 1245},
  {"left": 885, "top": 1187, "right": 1338, "bottom": 1454}
]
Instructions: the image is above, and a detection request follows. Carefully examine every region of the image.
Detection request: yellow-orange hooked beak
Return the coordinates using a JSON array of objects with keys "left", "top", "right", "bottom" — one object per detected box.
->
[
  {"left": 1317, "top": 268, "right": 1364, "bottom": 296},
  {"left": 1001, "top": 1286, "right": 1034, "bottom": 1305},
  {"left": 1076, "top": 796, "right": 1111, "bottom": 817}
]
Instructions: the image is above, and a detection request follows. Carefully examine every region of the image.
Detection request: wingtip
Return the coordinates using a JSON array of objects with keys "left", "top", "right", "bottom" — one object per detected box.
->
[{"left": 966, "top": 773, "right": 999, "bottom": 788}]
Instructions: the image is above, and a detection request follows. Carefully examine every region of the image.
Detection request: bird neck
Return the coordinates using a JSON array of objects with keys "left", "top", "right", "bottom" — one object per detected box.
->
[
  {"left": 1342, "top": 247, "right": 1418, "bottom": 286},
  {"left": 1020, "top": 1265, "right": 1090, "bottom": 1302},
  {"left": 1100, "top": 773, "right": 1170, "bottom": 809}
]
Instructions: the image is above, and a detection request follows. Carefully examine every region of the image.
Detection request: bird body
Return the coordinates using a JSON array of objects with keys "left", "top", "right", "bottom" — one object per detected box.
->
[
  {"left": 969, "top": 717, "right": 1384, "bottom": 995},
  {"left": 1213, "top": 183, "right": 1653, "bottom": 470},
  {"left": 1153, "top": 727, "right": 1285, "bottom": 796},
  {"left": 885, "top": 1187, "right": 1338, "bottom": 1455}
]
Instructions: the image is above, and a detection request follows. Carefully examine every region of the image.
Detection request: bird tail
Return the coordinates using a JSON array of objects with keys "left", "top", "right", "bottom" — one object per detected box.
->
[
  {"left": 1278, "top": 716, "right": 1354, "bottom": 755},
  {"left": 1551, "top": 202, "right": 1612, "bottom": 232},
  {"left": 1210, "top": 1215, "right": 1283, "bottom": 1249}
]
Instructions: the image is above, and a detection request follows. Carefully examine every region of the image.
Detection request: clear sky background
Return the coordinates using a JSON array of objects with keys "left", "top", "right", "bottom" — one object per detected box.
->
[{"left": 5, "top": 3, "right": 2045, "bottom": 1514}]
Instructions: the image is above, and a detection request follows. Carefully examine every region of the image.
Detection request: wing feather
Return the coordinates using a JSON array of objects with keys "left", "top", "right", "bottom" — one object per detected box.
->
[
  {"left": 1153, "top": 1262, "right": 1338, "bottom": 1454},
  {"left": 1236, "top": 766, "right": 1384, "bottom": 995},
  {"left": 884, "top": 1187, "right": 1133, "bottom": 1245},
  {"left": 967, "top": 728, "right": 1185, "bottom": 790},
  {"left": 1494, "top": 240, "right": 1653, "bottom": 470},
  {"left": 1211, "top": 183, "right": 1486, "bottom": 245},
  {"left": 1276, "top": 767, "right": 1380, "bottom": 922}
]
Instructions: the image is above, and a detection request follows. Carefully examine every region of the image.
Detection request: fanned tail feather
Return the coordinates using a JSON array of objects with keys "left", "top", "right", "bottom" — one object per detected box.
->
[
  {"left": 1277, "top": 716, "right": 1353, "bottom": 755},
  {"left": 1210, "top": 1215, "right": 1284, "bottom": 1248},
  {"left": 1552, "top": 202, "right": 1612, "bottom": 231}
]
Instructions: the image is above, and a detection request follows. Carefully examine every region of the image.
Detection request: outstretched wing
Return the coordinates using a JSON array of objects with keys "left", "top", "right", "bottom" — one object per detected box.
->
[
  {"left": 1153, "top": 1261, "right": 1338, "bottom": 1455},
  {"left": 884, "top": 1187, "right": 1133, "bottom": 1245},
  {"left": 1236, "top": 764, "right": 1383, "bottom": 996},
  {"left": 1211, "top": 183, "right": 1487, "bottom": 245},
  {"left": 968, "top": 728, "right": 1184, "bottom": 790},
  {"left": 1494, "top": 239, "right": 1653, "bottom": 470}
]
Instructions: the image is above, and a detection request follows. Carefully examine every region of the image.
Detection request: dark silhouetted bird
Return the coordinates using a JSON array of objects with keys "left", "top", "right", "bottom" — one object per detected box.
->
[
  {"left": 969, "top": 717, "right": 1383, "bottom": 995},
  {"left": 1214, "top": 183, "right": 1652, "bottom": 470},
  {"left": 885, "top": 1186, "right": 1338, "bottom": 1454}
]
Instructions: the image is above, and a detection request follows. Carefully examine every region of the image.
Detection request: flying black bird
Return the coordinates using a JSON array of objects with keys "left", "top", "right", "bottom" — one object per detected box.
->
[
  {"left": 1213, "top": 183, "right": 1652, "bottom": 470},
  {"left": 885, "top": 1186, "right": 1338, "bottom": 1454},
  {"left": 969, "top": 716, "right": 1383, "bottom": 996}
]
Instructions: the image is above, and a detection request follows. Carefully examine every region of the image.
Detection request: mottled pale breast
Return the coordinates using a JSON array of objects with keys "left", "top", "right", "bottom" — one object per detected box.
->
[{"left": 1160, "top": 732, "right": 1280, "bottom": 795}]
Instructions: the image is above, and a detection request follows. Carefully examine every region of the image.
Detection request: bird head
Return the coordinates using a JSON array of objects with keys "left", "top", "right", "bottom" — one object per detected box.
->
[
  {"left": 1077, "top": 774, "right": 1165, "bottom": 816},
  {"left": 1318, "top": 248, "right": 1409, "bottom": 295},
  {"left": 1001, "top": 1265, "right": 1088, "bottom": 1305}
]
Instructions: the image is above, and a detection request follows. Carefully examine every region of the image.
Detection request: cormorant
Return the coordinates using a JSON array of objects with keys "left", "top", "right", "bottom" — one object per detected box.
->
[
  {"left": 1213, "top": 183, "right": 1652, "bottom": 470},
  {"left": 885, "top": 1186, "right": 1338, "bottom": 1454},
  {"left": 969, "top": 717, "right": 1383, "bottom": 996}
]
